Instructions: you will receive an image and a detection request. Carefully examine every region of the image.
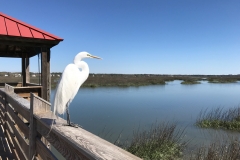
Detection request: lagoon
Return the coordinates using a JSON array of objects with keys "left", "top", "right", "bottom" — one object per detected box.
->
[{"left": 50, "top": 80, "right": 240, "bottom": 153}]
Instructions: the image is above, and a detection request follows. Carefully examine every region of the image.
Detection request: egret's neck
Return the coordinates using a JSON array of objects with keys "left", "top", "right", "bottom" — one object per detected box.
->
[
  {"left": 74, "top": 61, "right": 89, "bottom": 74},
  {"left": 74, "top": 54, "right": 83, "bottom": 64}
]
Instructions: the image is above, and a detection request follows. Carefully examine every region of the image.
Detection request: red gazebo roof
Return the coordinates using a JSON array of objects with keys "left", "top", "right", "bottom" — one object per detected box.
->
[
  {"left": 0, "top": 12, "right": 63, "bottom": 41},
  {"left": 0, "top": 12, "right": 63, "bottom": 58}
]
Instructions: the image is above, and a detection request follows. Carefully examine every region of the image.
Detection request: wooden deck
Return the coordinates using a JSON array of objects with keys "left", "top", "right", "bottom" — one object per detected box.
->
[{"left": 0, "top": 119, "right": 14, "bottom": 159}]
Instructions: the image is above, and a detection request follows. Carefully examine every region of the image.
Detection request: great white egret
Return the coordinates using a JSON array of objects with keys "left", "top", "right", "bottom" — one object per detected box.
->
[{"left": 53, "top": 51, "right": 101, "bottom": 127}]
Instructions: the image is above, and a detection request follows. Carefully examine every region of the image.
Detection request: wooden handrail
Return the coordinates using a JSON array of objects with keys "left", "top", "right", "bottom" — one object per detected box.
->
[{"left": 0, "top": 84, "right": 141, "bottom": 160}]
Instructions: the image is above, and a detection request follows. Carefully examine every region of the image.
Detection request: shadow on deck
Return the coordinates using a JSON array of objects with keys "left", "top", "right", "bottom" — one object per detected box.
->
[{"left": 0, "top": 120, "right": 14, "bottom": 159}]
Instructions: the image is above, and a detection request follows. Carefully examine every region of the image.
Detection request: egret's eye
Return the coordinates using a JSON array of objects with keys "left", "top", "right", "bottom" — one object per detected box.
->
[{"left": 87, "top": 54, "right": 90, "bottom": 56}]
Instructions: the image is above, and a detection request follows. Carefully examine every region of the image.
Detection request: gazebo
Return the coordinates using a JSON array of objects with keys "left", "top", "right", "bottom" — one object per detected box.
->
[{"left": 0, "top": 12, "right": 63, "bottom": 102}]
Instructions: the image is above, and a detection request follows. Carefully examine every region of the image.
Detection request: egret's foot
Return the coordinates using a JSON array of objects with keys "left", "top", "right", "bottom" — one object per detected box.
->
[{"left": 63, "top": 123, "right": 81, "bottom": 128}]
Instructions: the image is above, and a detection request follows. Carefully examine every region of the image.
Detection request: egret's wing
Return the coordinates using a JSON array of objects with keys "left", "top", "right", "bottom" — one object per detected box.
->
[{"left": 53, "top": 64, "right": 81, "bottom": 115}]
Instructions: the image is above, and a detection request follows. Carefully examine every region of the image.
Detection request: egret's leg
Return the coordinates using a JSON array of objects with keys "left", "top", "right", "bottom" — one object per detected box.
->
[
  {"left": 63, "top": 103, "right": 79, "bottom": 128},
  {"left": 66, "top": 105, "right": 71, "bottom": 126}
]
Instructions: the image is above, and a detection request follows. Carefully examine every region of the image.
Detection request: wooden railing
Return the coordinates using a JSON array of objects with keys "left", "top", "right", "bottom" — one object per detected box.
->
[
  {"left": 0, "top": 84, "right": 141, "bottom": 160},
  {"left": 14, "top": 86, "right": 42, "bottom": 100},
  {"left": 0, "top": 82, "right": 41, "bottom": 100},
  {"left": 0, "top": 82, "right": 23, "bottom": 87},
  {"left": 0, "top": 82, "right": 41, "bottom": 87}
]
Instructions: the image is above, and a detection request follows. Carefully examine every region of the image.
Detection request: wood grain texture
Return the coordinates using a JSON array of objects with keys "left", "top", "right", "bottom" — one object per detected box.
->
[
  {"left": 12, "top": 149, "right": 20, "bottom": 160},
  {"left": 32, "top": 93, "right": 51, "bottom": 113},
  {"left": 0, "top": 95, "right": 5, "bottom": 106},
  {"left": 15, "top": 86, "right": 42, "bottom": 89},
  {"left": 4, "top": 130, "right": 17, "bottom": 159},
  {"left": 0, "top": 90, "right": 6, "bottom": 108},
  {"left": 36, "top": 112, "right": 142, "bottom": 160},
  {"left": 0, "top": 90, "right": 4, "bottom": 96},
  {"left": 30, "top": 93, "right": 52, "bottom": 159},
  {"left": 0, "top": 113, "right": 4, "bottom": 125},
  {"left": 5, "top": 93, "right": 30, "bottom": 121},
  {"left": 13, "top": 135, "right": 28, "bottom": 159},
  {"left": 0, "top": 89, "right": 7, "bottom": 138},
  {"left": 26, "top": 83, "right": 41, "bottom": 86},
  {"left": 41, "top": 50, "right": 51, "bottom": 102},
  {"left": 0, "top": 92, "right": 6, "bottom": 117},
  {"left": 0, "top": 99, "right": 5, "bottom": 110},
  {"left": 6, "top": 103, "right": 29, "bottom": 139},
  {"left": 5, "top": 128, "right": 22, "bottom": 160},
  {"left": 0, "top": 121, "right": 14, "bottom": 159},
  {"left": 26, "top": 57, "right": 30, "bottom": 83},
  {"left": 0, "top": 83, "right": 22, "bottom": 87},
  {"left": 6, "top": 112, "right": 29, "bottom": 156},
  {"left": 29, "top": 93, "right": 38, "bottom": 159},
  {"left": 22, "top": 57, "right": 26, "bottom": 86},
  {"left": 18, "top": 113, "right": 28, "bottom": 123},
  {"left": 14, "top": 86, "right": 42, "bottom": 100},
  {"left": 0, "top": 104, "right": 5, "bottom": 118},
  {"left": 16, "top": 92, "right": 38, "bottom": 99},
  {"left": 36, "top": 138, "right": 57, "bottom": 160},
  {"left": 5, "top": 84, "right": 14, "bottom": 94},
  {"left": 6, "top": 128, "right": 27, "bottom": 160}
]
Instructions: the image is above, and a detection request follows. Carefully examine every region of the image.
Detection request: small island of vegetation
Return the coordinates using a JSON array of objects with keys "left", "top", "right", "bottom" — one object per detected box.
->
[
  {"left": 181, "top": 80, "right": 201, "bottom": 85},
  {"left": 196, "top": 106, "right": 240, "bottom": 131}
]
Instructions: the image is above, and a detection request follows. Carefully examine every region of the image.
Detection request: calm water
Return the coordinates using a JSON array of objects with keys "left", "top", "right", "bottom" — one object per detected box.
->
[{"left": 51, "top": 80, "right": 240, "bottom": 157}]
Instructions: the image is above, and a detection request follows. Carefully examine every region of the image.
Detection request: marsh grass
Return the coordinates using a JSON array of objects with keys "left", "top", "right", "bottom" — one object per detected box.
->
[
  {"left": 196, "top": 106, "right": 240, "bottom": 130},
  {"left": 189, "top": 137, "right": 240, "bottom": 160},
  {"left": 122, "top": 122, "right": 188, "bottom": 160},
  {"left": 97, "top": 120, "right": 240, "bottom": 160}
]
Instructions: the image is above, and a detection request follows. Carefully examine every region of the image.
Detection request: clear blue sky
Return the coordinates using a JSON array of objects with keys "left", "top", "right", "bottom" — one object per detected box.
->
[{"left": 0, "top": 0, "right": 239, "bottom": 75}]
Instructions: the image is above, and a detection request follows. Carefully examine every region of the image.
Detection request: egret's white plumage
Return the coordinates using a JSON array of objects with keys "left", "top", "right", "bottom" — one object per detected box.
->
[
  {"left": 52, "top": 51, "right": 101, "bottom": 126},
  {"left": 53, "top": 63, "right": 86, "bottom": 115}
]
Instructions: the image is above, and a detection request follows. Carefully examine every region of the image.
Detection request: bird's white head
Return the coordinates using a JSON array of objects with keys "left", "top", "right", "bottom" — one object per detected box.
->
[
  {"left": 74, "top": 51, "right": 101, "bottom": 65},
  {"left": 76, "top": 51, "right": 101, "bottom": 60}
]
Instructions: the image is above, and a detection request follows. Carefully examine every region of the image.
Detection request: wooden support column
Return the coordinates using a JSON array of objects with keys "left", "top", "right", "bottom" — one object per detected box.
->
[
  {"left": 26, "top": 57, "right": 30, "bottom": 83},
  {"left": 22, "top": 55, "right": 30, "bottom": 86},
  {"left": 41, "top": 48, "right": 51, "bottom": 102},
  {"left": 22, "top": 57, "right": 26, "bottom": 86}
]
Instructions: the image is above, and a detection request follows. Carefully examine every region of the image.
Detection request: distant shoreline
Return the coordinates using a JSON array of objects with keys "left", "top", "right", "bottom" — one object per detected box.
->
[{"left": 1, "top": 73, "right": 239, "bottom": 88}]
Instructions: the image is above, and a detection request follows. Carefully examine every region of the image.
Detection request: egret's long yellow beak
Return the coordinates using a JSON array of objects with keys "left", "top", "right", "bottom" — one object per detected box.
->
[{"left": 90, "top": 55, "right": 102, "bottom": 59}]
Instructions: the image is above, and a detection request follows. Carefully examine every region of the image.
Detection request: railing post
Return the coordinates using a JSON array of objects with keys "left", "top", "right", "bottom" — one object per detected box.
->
[
  {"left": 29, "top": 93, "right": 51, "bottom": 159},
  {"left": 29, "top": 93, "right": 37, "bottom": 159},
  {"left": 5, "top": 83, "right": 14, "bottom": 94}
]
